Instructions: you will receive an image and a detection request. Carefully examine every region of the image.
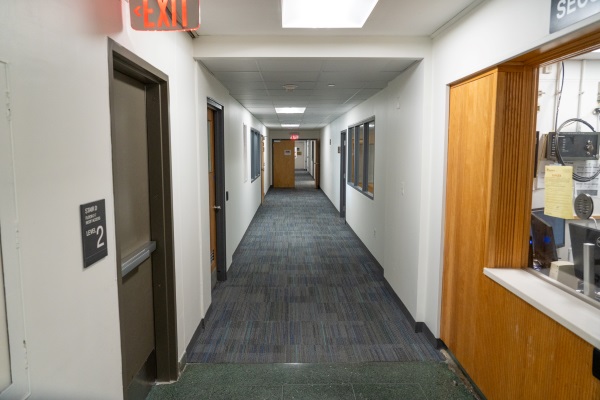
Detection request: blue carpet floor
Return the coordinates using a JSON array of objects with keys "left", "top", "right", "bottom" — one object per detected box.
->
[{"left": 188, "top": 171, "right": 443, "bottom": 363}]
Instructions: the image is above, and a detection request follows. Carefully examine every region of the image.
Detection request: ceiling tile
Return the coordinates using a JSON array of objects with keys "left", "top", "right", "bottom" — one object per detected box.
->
[
  {"left": 264, "top": 81, "right": 317, "bottom": 90},
  {"left": 260, "top": 71, "right": 321, "bottom": 82},
  {"left": 200, "top": 58, "right": 259, "bottom": 72},
  {"left": 258, "top": 58, "right": 324, "bottom": 72},
  {"left": 212, "top": 71, "right": 263, "bottom": 82}
]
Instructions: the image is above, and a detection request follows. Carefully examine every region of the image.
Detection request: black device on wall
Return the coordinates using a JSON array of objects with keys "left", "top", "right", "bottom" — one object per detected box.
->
[{"left": 546, "top": 131, "right": 600, "bottom": 161}]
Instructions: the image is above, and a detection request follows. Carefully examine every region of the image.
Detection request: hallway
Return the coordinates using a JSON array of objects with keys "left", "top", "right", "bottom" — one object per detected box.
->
[
  {"left": 187, "top": 171, "right": 442, "bottom": 363},
  {"left": 147, "top": 170, "right": 477, "bottom": 399}
]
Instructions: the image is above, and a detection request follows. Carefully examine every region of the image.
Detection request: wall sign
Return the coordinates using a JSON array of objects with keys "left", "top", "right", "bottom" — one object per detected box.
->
[
  {"left": 80, "top": 200, "right": 108, "bottom": 268},
  {"left": 290, "top": 134, "right": 299, "bottom": 140},
  {"left": 130, "top": 0, "right": 200, "bottom": 31},
  {"left": 550, "top": 0, "right": 600, "bottom": 33},
  {"left": 284, "top": 150, "right": 292, "bottom": 156}
]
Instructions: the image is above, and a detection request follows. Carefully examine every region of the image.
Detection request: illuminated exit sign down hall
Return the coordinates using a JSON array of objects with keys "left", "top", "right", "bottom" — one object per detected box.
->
[{"left": 130, "top": 0, "right": 200, "bottom": 31}]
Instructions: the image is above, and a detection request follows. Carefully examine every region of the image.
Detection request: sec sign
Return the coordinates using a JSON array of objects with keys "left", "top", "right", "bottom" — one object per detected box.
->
[{"left": 130, "top": 0, "right": 200, "bottom": 31}]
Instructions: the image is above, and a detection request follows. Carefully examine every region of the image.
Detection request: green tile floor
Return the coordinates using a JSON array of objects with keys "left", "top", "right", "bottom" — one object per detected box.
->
[{"left": 147, "top": 361, "right": 480, "bottom": 400}]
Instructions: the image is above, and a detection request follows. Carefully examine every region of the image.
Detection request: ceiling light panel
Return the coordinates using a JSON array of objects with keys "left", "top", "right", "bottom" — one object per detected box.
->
[
  {"left": 276, "top": 107, "right": 306, "bottom": 114},
  {"left": 281, "top": 124, "right": 300, "bottom": 128},
  {"left": 282, "top": 0, "right": 379, "bottom": 29}
]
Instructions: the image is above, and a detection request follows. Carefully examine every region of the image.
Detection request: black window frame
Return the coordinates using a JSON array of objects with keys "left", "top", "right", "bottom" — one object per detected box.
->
[
  {"left": 347, "top": 118, "right": 375, "bottom": 198},
  {"left": 250, "top": 128, "right": 261, "bottom": 182}
]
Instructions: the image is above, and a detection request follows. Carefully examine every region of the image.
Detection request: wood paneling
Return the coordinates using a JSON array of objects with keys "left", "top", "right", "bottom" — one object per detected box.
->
[
  {"left": 442, "top": 65, "right": 600, "bottom": 399},
  {"left": 273, "top": 140, "right": 295, "bottom": 188}
]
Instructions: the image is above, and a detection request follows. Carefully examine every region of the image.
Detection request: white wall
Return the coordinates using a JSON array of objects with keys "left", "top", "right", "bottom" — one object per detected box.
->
[
  {"left": 294, "top": 141, "right": 306, "bottom": 170},
  {"left": 321, "top": 61, "right": 427, "bottom": 317},
  {"left": 194, "top": 64, "right": 266, "bottom": 270}
]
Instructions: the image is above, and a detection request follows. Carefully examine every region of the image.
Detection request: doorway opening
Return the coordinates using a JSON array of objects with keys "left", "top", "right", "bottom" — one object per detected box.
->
[
  {"left": 108, "top": 40, "right": 178, "bottom": 400},
  {"left": 207, "top": 98, "right": 227, "bottom": 283}
]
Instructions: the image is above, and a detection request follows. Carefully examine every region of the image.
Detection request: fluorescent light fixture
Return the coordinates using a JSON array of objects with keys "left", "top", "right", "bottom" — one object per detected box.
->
[
  {"left": 282, "top": 124, "right": 300, "bottom": 128},
  {"left": 282, "top": 0, "right": 378, "bottom": 29},
  {"left": 276, "top": 107, "right": 306, "bottom": 114}
]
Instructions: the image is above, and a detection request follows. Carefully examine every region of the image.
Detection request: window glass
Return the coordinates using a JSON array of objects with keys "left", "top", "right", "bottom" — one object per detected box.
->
[
  {"left": 347, "top": 119, "right": 375, "bottom": 198},
  {"left": 358, "top": 124, "right": 364, "bottom": 188},
  {"left": 531, "top": 56, "right": 600, "bottom": 307},
  {"left": 348, "top": 127, "right": 355, "bottom": 184},
  {"left": 250, "top": 130, "right": 261, "bottom": 181},
  {"left": 368, "top": 122, "right": 375, "bottom": 195}
]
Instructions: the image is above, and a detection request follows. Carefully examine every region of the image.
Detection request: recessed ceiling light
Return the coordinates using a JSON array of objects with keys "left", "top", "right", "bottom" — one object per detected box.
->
[
  {"left": 283, "top": 84, "right": 298, "bottom": 92},
  {"left": 282, "top": 0, "right": 379, "bottom": 29},
  {"left": 282, "top": 124, "right": 300, "bottom": 128},
  {"left": 276, "top": 107, "right": 306, "bottom": 114},
  {"left": 328, "top": 84, "right": 336, "bottom": 87}
]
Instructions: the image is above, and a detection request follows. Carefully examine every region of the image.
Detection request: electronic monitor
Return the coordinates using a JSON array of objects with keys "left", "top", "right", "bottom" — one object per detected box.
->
[
  {"left": 568, "top": 223, "right": 600, "bottom": 284},
  {"left": 531, "top": 208, "right": 565, "bottom": 248},
  {"left": 530, "top": 212, "right": 559, "bottom": 268}
]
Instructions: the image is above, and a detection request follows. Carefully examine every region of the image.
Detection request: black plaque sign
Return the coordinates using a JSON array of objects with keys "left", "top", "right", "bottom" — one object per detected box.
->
[
  {"left": 550, "top": 0, "right": 600, "bottom": 33},
  {"left": 80, "top": 199, "right": 108, "bottom": 268}
]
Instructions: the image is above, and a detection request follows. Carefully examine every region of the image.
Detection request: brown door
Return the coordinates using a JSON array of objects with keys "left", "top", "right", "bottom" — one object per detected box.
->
[
  {"left": 208, "top": 108, "right": 218, "bottom": 287},
  {"left": 273, "top": 140, "right": 295, "bottom": 188},
  {"left": 261, "top": 136, "right": 265, "bottom": 203},
  {"left": 314, "top": 139, "right": 320, "bottom": 189},
  {"left": 112, "top": 71, "right": 156, "bottom": 399}
]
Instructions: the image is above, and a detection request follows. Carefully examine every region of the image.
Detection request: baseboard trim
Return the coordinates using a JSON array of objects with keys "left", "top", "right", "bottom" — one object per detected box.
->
[
  {"left": 415, "top": 322, "right": 445, "bottom": 350},
  {"left": 184, "top": 304, "right": 212, "bottom": 366},
  {"left": 443, "top": 347, "right": 487, "bottom": 400},
  {"left": 346, "top": 224, "right": 385, "bottom": 275},
  {"left": 341, "top": 214, "right": 444, "bottom": 350},
  {"left": 178, "top": 352, "right": 187, "bottom": 373},
  {"left": 383, "top": 279, "right": 417, "bottom": 328}
]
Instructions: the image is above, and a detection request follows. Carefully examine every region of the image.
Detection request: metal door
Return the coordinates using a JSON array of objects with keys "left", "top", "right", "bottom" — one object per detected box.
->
[{"left": 112, "top": 71, "right": 156, "bottom": 399}]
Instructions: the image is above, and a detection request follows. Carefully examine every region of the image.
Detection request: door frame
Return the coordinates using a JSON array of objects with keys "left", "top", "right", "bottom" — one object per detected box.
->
[
  {"left": 261, "top": 136, "right": 265, "bottom": 203},
  {"left": 108, "top": 40, "right": 178, "bottom": 390},
  {"left": 0, "top": 60, "right": 29, "bottom": 399},
  {"left": 340, "top": 130, "right": 347, "bottom": 220},
  {"left": 207, "top": 98, "right": 227, "bottom": 282}
]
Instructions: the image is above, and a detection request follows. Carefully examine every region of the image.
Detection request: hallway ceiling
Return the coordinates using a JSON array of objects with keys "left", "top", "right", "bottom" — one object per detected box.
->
[
  {"left": 196, "top": 0, "right": 478, "bottom": 36},
  {"left": 196, "top": 0, "right": 481, "bottom": 129},
  {"left": 199, "top": 57, "right": 418, "bottom": 129}
]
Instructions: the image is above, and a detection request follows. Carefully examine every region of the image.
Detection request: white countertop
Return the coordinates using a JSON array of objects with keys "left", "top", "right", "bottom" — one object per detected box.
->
[{"left": 484, "top": 268, "right": 600, "bottom": 349}]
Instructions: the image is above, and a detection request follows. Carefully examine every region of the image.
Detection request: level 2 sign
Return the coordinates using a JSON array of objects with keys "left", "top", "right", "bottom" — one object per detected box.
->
[
  {"left": 130, "top": 0, "right": 200, "bottom": 31},
  {"left": 80, "top": 199, "right": 108, "bottom": 268},
  {"left": 550, "top": 0, "right": 600, "bottom": 33}
]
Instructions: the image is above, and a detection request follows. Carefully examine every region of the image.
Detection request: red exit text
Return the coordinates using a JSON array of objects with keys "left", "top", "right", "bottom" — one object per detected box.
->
[{"left": 130, "top": 0, "right": 200, "bottom": 31}]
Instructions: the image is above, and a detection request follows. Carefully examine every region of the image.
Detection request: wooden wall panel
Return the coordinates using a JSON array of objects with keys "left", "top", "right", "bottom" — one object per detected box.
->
[
  {"left": 442, "top": 70, "right": 497, "bottom": 364},
  {"left": 442, "top": 65, "right": 600, "bottom": 400}
]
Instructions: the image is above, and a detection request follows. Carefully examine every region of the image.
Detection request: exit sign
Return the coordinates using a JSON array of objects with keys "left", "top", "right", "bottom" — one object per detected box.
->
[
  {"left": 290, "top": 134, "right": 299, "bottom": 140},
  {"left": 130, "top": 0, "right": 200, "bottom": 31}
]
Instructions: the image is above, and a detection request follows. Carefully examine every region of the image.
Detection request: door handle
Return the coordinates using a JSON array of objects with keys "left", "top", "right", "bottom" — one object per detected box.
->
[
  {"left": 213, "top": 205, "right": 221, "bottom": 210},
  {"left": 121, "top": 241, "right": 157, "bottom": 277}
]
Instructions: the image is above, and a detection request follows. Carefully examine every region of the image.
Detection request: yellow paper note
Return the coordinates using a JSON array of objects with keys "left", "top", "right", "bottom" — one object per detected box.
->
[{"left": 544, "top": 165, "right": 573, "bottom": 219}]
